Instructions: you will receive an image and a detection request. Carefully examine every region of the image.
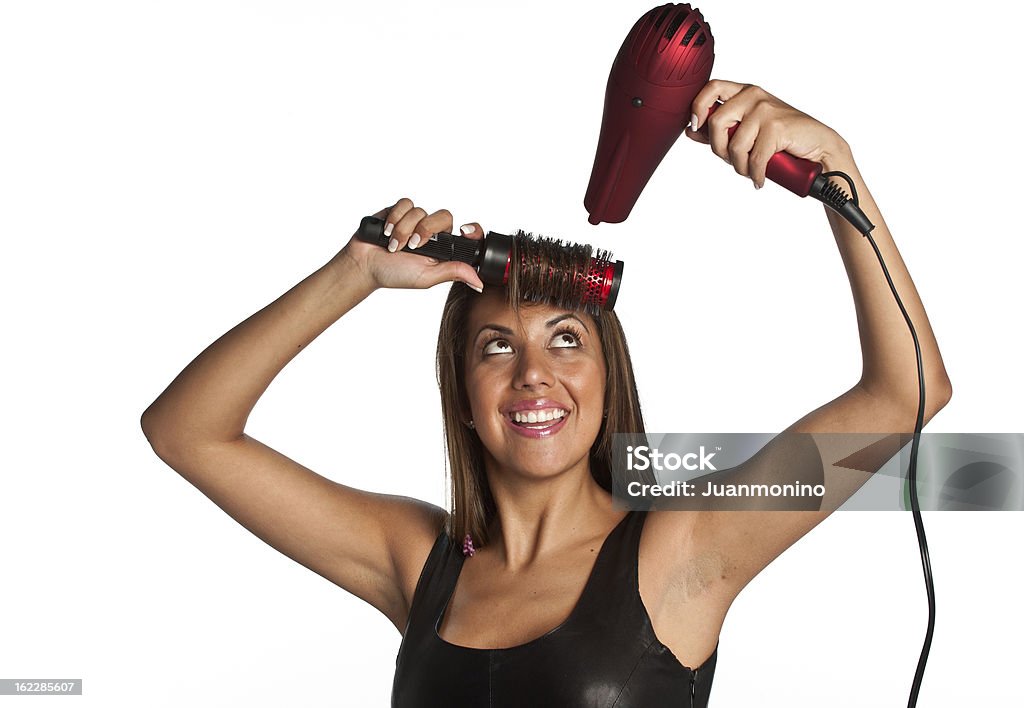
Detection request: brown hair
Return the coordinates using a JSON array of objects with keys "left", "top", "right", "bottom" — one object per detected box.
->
[{"left": 435, "top": 282, "right": 648, "bottom": 546}]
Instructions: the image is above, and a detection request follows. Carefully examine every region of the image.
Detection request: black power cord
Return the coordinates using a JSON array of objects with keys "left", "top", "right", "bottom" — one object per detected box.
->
[{"left": 810, "top": 171, "right": 932, "bottom": 708}]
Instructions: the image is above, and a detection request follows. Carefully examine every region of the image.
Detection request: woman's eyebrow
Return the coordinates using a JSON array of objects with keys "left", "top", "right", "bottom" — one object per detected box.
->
[
  {"left": 473, "top": 314, "right": 590, "bottom": 341},
  {"left": 474, "top": 323, "right": 514, "bottom": 340},
  {"left": 546, "top": 313, "right": 591, "bottom": 334}
]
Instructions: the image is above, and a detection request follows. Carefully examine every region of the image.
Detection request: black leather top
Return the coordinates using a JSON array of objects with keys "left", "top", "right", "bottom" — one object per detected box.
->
[{"left": 392, "top": 510, "right": 718, "bottom": 707}]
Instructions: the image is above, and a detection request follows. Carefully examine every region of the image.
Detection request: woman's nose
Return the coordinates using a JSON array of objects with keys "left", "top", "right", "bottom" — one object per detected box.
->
[{"left": 512, "top": 345, "right": 554, "bottom": 390}]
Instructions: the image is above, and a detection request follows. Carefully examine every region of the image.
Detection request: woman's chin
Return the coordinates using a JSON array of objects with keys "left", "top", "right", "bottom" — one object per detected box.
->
[{"left": 493, "top": 452, "right": 591, "bottom": 483}]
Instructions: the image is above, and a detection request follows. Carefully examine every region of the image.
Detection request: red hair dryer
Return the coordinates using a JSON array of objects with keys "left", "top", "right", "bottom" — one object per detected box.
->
[
  {"left": 584, "top": 3, "right": 872, "bottom": 234},
  {"left": 585, "top": 3, "right": 716, "bottom": 225}
]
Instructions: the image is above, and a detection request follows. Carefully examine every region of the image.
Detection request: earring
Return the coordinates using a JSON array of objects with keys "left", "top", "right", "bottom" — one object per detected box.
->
[
  {"left": 603, "top": 409, "right": 608, "bottom": 419},
  {"left": 462, "top": 534, "right": 476, "bottom": 557},
  {"left": 467, "top": 420, "right": 475, "bottom": 429}
]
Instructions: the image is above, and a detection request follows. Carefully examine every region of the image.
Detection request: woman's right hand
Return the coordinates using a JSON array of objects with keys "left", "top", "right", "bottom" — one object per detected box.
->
[{"left": 338, "top": 197, "right": 485, "bottom": 292}]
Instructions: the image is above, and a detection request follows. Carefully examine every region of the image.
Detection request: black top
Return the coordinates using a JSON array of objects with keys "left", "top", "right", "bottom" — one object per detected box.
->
[{"left": 392, "top": 510, "right": 718, "bottom": 707}]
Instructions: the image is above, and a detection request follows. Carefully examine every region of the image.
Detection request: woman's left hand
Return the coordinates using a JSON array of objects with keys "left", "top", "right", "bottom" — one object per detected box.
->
[{"left": 685, "top": 80, "right": 852, "bottom": 189}]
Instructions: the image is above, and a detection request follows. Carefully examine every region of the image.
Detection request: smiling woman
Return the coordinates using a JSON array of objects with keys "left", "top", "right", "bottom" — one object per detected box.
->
[{"left": 142, "top": 76, "right": 952, "bottom": 707}]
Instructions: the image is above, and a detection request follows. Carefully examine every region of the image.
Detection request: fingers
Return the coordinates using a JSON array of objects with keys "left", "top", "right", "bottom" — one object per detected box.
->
[
  {"left": 684, "top": 123, "right": 710, "bottom": 144},
  {"left": 417, "top": 218, "right": 486, "bottom": 290},
  {"left": 389, "top": 206, "right": 427, "bottom": 251},
  {"left": 381, "top": 198, "right": 455, "bottom": 252},
  {"left": 689, "top": 79, "right": 746, "bottom": 132},
  {"left": 686, "top": 82, "right": 785, "bottom": 189},
  {"left": 431, "top": 262, "right": 485, "bottom": 293},
  {"left": 407, "top": 208, "right": 454, "bottom": 251},
  {"left": 456, "top": 222, "right": 484, "bottom": 241},
  {"left": 748, "top": 121, "right": 783, "bottom": 190},
  {"left": 702, "top": 85, "right": 761, "bottom": 166},
  {"left": 726, "top": 118, "right": 759, "bottom": 184},
  {"left": 382, "top": 197, "right": 414, "bottom": 249},
  {"left": 374, "top": 197, "right": 486, "bottom": 292}
]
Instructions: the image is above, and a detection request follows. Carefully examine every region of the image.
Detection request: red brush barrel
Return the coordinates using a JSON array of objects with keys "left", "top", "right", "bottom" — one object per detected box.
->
[
  {"left": 700, "top": 102, "right": 822, "bottom": 197},
  {"left": 500, "top": 252, "right": 623, "bottom": 311},
  {"left": 581, "top": 258, "right": 623, "bottom": 310}
]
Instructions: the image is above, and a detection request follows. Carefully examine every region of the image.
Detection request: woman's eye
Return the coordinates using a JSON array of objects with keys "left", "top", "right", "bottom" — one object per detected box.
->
[
  {"left": 483, "top": 339, "right": 513, "bottom": 355},
  {"left": 550, "top": 332, "right": 580, "bottom": 348}
]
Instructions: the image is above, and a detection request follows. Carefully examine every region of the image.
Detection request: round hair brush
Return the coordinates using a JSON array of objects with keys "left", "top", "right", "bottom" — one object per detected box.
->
[{"left": 357, "top": 216, "right": 624, "bottom": 314}]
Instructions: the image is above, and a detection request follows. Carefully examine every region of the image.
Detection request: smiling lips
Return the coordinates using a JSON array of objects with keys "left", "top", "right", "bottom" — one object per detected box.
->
[
  {"left": 501, "top": 400, "right": 571, "bottom": 439},
  {"left": 510, "top": 408, "right": 566, "bottom": 424}
]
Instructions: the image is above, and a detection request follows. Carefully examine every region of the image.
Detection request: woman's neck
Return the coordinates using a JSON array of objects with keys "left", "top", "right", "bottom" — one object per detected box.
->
[{"left": 482, "top": 459, "right": 623, "bottom": 570}]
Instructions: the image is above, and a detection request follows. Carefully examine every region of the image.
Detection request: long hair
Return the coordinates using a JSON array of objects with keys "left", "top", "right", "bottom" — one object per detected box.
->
[{"left": 436, "top": 281, "right": 649, "bottom": 547}]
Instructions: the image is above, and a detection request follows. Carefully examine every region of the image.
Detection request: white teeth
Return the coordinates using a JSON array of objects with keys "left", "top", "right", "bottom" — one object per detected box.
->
[{"left": 511, "top": 408, "right": 567, "bottom": 424}]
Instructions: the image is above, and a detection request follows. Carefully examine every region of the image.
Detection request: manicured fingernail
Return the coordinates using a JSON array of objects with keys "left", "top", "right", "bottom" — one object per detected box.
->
[
  {"left": 460, "top": 224, "right": 476, "bottom": 235},
  {"left": 754, "top": 182, "right": 762, "bottom": 190},
  {"left": 409, "top": 234, "right": 421, "bottom": 249},
  {"left": 690, "top": 113, "right": 699, "bottom": 131},
  {"left": 468, "top": 282, "right": 483, "bottom": 293},
  {"left": 383, "top": 222, "right": 394, "bottom": 238},
  {"left": 387, "top": 237, "right": 398, "bottom": 252}
]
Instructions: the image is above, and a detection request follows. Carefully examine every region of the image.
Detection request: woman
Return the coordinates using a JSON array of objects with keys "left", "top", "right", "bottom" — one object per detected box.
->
[{"left": 140, "top": 81, "right": 952, "bottom": 707}]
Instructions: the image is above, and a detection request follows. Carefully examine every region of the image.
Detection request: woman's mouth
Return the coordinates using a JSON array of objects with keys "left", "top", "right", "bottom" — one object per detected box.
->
[{"left": 503, "top": 407, "right": 569, "bottom": 438}]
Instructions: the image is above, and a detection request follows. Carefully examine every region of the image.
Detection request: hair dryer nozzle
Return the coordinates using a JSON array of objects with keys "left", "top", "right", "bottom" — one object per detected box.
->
[{"left": 585, "top": 3, "right": 714, "bottom": 224}]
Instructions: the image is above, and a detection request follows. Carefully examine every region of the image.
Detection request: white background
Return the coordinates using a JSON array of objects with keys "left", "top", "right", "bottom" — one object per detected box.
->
[{"left": 2, "top": 1, "right": 1021, "bottom": 706}]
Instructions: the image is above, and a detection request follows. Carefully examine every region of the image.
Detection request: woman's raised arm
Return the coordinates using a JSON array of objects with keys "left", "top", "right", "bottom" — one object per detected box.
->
[
  {"left": 667, "top": 83, "right": 953, "bottom": 599},
  {"left": 140, "top": 199, "right": 483, "bottom": 632}
]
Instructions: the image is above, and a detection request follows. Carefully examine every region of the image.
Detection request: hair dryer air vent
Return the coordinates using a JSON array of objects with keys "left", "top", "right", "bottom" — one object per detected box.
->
[
  {"left": 585, "top": 4, "right": 715, "bottom": 225},
  {"left": 628, "top": 4, "right": 712, "bottom": 84}
]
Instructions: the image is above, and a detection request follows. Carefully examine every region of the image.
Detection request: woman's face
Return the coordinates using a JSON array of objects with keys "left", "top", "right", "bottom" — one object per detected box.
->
[{"left": 462, "top": 290, "right": 607, "bottom": 481}]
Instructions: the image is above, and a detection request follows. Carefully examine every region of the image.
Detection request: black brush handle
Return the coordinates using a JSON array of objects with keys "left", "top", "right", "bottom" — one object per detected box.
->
[{"left": 357, "top": 216, "right": 481, "bottom": 265}]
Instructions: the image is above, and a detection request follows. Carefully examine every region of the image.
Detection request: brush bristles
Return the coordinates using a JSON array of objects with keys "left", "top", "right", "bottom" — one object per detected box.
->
[{"left": 507, "top": 230, "right": 610, "bottom": 317}]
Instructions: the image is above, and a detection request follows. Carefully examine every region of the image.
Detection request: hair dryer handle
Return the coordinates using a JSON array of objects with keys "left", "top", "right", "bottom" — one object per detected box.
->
[{"left": 701, "top": 103, "right": 822, "bottom": 197}]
